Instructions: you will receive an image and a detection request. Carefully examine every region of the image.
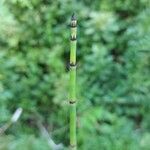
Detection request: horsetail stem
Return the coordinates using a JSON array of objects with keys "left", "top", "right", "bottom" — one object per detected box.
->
[{"left": 69, "top": 13, "right": 77, "bottom": 150}]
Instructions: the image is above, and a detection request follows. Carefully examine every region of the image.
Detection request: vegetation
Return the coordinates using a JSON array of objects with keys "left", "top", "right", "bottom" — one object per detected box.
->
[{"left": 0, "top": 0, "right": 150, "bottom": 149}]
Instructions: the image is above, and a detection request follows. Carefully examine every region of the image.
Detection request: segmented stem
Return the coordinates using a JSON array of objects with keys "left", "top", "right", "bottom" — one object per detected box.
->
[{"left": 69, "top": 13, "right": 77, "bottom": 150}]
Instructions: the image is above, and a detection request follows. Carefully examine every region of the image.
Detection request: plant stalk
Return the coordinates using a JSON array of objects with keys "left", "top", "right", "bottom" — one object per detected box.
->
[{"left": 69, "top": 13, "right": 77, "bottom": 150}]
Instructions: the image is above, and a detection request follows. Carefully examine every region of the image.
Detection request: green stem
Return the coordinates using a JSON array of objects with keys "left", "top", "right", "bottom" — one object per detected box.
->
[{"left": 69, "top": 13, "right": 77, "bottom": 150}]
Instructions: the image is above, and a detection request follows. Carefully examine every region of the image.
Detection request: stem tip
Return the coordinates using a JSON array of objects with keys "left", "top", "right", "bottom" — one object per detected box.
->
[{"left": 71, "top": 13, "right": 77, "bottom": 21}]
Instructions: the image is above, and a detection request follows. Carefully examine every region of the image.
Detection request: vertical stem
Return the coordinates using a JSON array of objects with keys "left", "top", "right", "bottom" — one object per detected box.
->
[{"left": 69, "top": 13, "right": 77, "bottom": 150}]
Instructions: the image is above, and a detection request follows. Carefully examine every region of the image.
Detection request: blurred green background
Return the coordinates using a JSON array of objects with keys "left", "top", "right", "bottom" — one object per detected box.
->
[{"left": 0, "top": 0, "right": 150, "bottom": 149}]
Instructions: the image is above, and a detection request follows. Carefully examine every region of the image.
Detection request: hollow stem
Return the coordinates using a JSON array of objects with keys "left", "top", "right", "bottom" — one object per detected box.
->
[{"left": 69, "top": 13, "right": 77, "bottom": 150}]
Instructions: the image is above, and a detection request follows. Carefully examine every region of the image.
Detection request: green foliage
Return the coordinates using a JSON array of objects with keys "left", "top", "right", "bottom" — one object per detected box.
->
[
  {"left": 0, "top": 135, "right": 50, "bottom": 150},
  {"left": 0, "top": 0, "right": 150, "bottom": 149}
]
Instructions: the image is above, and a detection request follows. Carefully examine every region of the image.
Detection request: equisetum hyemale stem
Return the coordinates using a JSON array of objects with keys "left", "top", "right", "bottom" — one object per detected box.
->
[{"left": 69, "top": 13, "right": 77, "bottom": 150}]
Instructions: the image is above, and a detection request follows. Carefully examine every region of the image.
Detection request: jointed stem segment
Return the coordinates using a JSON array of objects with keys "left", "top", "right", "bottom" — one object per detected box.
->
[{"left": 69, "top": 14, "right": 77, "bottom": 150}]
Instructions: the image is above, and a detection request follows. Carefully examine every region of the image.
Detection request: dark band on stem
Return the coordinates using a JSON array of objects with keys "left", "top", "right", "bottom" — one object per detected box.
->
[
  {"left": 70, "top": 25, "right": 77, "bottom": 28},
  {"left": 70, "top": 36, "right": 77, "bottom": 41},
  {"left": 69, "top": 63, "right": 77, "bottom": 67},
  {"left": 69, "top": 101, "right": 76, "bottom": 104}
]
